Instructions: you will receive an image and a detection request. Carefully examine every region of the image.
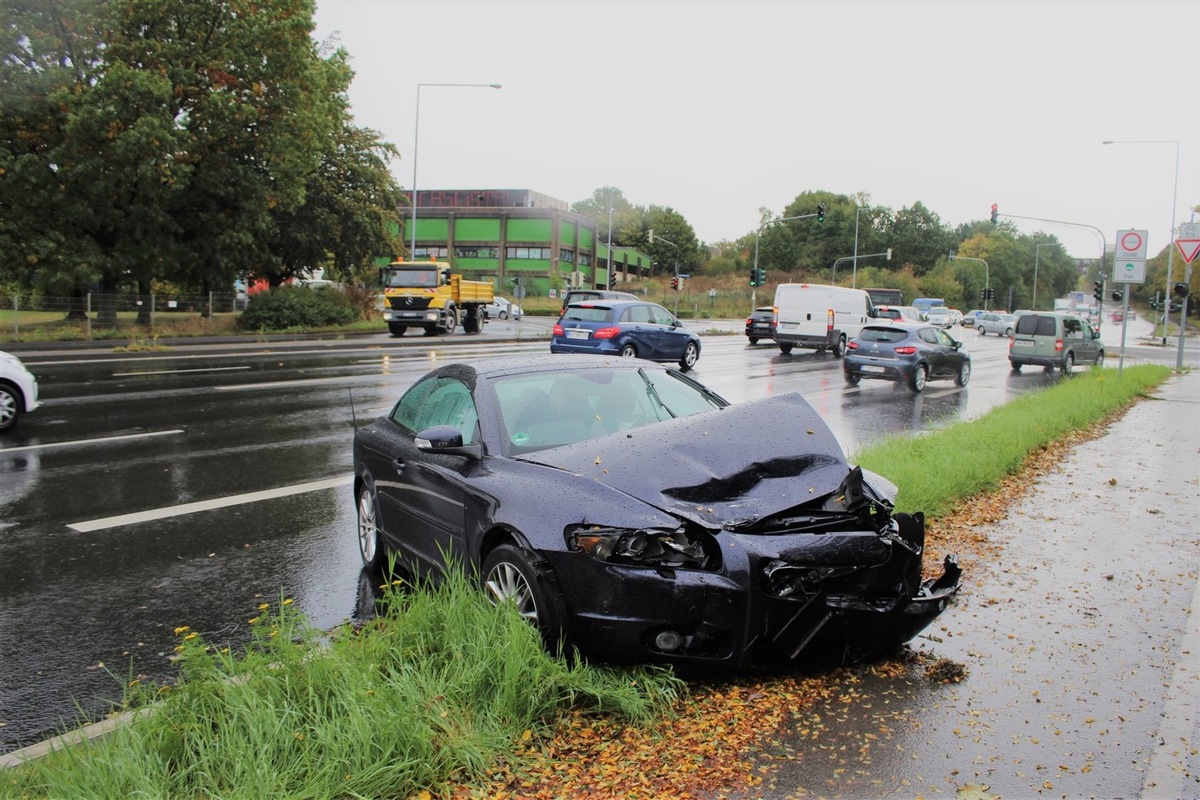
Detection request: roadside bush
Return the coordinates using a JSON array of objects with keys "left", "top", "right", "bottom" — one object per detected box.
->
[{"left": 237, "top": 285, "right": 358, "bottom": 331}]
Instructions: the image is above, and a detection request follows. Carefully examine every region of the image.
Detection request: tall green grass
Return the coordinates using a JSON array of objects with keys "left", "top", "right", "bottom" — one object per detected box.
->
[
  {"left": 1, "top": 570, "right": 683, "bottom": 799},
  {"left": 854, "top": 365, "right": 1172, "bottom": 517}
]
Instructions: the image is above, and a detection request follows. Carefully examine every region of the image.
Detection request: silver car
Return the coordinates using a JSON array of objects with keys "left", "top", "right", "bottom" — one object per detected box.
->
[{"left": 974, "top": 312, "right": 1017, "bottom": 337}]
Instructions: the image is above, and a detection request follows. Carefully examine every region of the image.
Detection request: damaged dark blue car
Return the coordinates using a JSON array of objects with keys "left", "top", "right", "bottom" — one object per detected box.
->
[{"left": 352, "top": 355, "right": 961, "bottom": 669}]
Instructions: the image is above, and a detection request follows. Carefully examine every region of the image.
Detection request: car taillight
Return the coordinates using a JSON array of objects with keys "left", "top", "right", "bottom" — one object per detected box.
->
[
  {"left": 594, "top": 327, "right": 621, "bottom": 339},
  {"left": 553, "top": 323, "right": 564, "bottom": 335},
  {"left": 826, "top": 309, "right": 834, "bottom": 330},
  {"left": 846, "top": 340, "right": 860, "bottom": 350},
  {"left": 894, "top": 346, "right": 917, "bottom": 354},
  {"left": 1055, "top": 339, "right": 1064, "bottom": 352},
  {"left": 1008, "top": 336, "right": 1014, "bottom": 350}
]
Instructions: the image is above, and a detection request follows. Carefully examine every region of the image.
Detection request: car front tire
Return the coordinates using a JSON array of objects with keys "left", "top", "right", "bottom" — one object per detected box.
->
[
  {"left": 1061, "top": 352, "right": 1074, "bottom": 375},
  {"left": 357, "top": 482, "right": 386, "bottom": 570},
  {"left": 955, "top": 361, "right": 971, "bottom": 387},
  {"left": 679, "top": 341, "right": 699, "bottom": 371},
  {"left": 0, "top": 384, "right": 21, "bottom": 432},
  {"left": 483, "top": 544, "right": 565, "bottom": 649}
]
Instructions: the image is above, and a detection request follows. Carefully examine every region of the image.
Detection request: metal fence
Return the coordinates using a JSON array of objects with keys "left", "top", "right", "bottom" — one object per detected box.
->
[{"left": 1, "top": 292, "right": 246, "bottom": 341}]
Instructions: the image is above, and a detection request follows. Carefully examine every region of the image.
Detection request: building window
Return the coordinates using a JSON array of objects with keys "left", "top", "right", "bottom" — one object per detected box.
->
[
  {"left": 414, "top": 246, "right": 448, "bottom": 258},
  {"left": 579, "top": 254, "right": 592, "bottom": 267},
  {"left": 559, "top": 248, "right": 575, "bottom": 264},
  {"left": 505, "top": 247, "right": 551, "bottom": 259},
  {"left": 454, "top": 246, "right": 499, "bottom": 258}
]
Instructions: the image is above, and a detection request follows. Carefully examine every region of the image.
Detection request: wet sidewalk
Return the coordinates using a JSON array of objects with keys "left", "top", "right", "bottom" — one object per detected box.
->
[{"left": 732, "top": 369, "right": 1200, "bottom": 800}]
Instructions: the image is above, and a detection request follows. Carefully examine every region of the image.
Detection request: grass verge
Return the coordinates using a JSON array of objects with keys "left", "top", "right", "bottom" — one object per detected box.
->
[
  {"left": 1, "top": 571, "right": 683, "bottom": 799},
  {"left": 0, "top": 365, "right": 1174, "bottom": 799}
]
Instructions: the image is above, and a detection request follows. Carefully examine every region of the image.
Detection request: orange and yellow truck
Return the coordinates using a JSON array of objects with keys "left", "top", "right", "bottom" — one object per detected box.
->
[{"left": 380, "top": 260, "right": 494, "bottom": 337}]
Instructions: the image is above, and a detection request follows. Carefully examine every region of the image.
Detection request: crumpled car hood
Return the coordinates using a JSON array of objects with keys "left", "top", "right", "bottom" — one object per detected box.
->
[{"left": 515, "top": 393, "right": 863, "bottom": 527}]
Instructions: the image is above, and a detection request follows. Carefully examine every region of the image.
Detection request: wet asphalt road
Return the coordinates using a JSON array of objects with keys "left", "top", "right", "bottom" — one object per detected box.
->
[{"left": 1, "top": 316, "right": 1194, "bottom": 787}]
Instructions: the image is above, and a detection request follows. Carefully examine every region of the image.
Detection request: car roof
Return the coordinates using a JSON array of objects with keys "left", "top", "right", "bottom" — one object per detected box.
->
[
  {"left": 565, "top": 299, "right": 657, "bottom": 309},
  {"left": 429, "top": 354, "right": 680, "bottom": 382}
]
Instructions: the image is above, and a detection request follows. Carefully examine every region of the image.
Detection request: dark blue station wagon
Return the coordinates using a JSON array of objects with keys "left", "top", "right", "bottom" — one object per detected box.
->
[{"left": 551, "top": 300, "right": 701, "bottom": 371}]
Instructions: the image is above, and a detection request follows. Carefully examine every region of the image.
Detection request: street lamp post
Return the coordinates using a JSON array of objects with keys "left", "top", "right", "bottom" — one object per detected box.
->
[
  {"left": 1102, "top": 139, "right": 1180, "bottom": 355},
  {"left": 1033, "top": 243, "right": 1054, "bottom": 309},
  {"left": 410, "top": 82, "right": 501, "bottom": 259},
  {"left": 850, "top": 205, "right": 882, "bottom": 289},
  {"left": 832, "top": 249, "right": 892, "bottom": 284}
]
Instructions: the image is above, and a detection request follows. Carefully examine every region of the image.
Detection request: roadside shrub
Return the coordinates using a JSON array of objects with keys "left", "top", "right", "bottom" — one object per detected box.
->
[{"left": 237, "top": 285, "right": 358, "bottom": 331}]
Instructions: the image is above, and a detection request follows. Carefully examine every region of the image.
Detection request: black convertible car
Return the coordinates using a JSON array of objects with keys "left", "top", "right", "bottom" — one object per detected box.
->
[{"left": 352, "top": 355, "right": 960, "bottom": 669}]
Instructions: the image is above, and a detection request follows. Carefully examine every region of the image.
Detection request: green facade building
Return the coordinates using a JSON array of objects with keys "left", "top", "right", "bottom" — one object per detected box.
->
[{"left": 402, "top": 189, "right": 650, "bottom": 298}]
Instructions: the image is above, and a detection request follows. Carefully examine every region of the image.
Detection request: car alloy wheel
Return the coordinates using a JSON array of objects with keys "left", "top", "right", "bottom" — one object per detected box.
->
[
  {"left": 679, "top": 342, "right": 699, "bottom": 371},
  {"left": 910, "top": 364, "right": 927, "bottom": 392},
  {"left": 357, "top": 484, "right": 385, "bottom": 570},
  {"left": 0, "top": 386, "right": 18, "bottom": 431},
  {"left": 955, "top": 361, "right": 971, "bottom": 387},
  {"left": 620, "top": 343, "right": 638, "bottom": 358}
]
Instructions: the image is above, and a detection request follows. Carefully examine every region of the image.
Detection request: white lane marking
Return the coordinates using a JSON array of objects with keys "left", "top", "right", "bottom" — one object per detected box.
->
[
  {"left": 68, "top": 475, "right": 353, "bottom": 533},
  {"left": 0, "top": 429, "right": 185, "bottom": 455},
  {"left": 112, "top": 365, "right": 252, "bottom": 376}
]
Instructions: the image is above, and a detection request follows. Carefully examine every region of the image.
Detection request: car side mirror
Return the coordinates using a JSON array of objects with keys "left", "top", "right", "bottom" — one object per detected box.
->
[{"left": 415, "top": 425, "right": 483, "bottom": 459}]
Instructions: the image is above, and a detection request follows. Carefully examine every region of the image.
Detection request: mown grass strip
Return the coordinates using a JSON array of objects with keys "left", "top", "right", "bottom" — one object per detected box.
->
[{"left": 854, "top": 365, "right": 1172, "bottom": 518}]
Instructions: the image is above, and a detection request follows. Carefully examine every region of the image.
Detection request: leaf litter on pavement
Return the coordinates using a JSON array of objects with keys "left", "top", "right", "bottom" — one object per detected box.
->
[{"left": 440, "top": 414, "right": 1132, "bottom": 800}]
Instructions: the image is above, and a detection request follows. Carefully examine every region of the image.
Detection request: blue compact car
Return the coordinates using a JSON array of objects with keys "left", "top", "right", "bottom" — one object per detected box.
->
[{"left": 551, "top": 299, "right": 701, "bottom": 371}]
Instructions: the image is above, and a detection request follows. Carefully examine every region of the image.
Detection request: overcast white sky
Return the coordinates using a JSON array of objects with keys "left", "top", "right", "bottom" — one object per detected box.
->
[{"left": 313, "top": 0, "right": 1199, "bottom": 261}]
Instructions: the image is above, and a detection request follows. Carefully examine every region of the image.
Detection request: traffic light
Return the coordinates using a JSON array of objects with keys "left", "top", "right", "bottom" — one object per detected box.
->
[
  {"left": 670, "top": 276, "right": 679, "bottom": 291},
  {"left": 749, "top": 268, "right": 758, "bottom": 287},
  {"left": 990, "top": 204, "right": 998, "bottom": 225},
  {"left": 816, "top": 204, "right": 826, "bottom": 223},
  {"left": 608, "top": 272, "right": 616, "bottom": 289},
  {"left": 980, "top": 287, "right": 987, "bottom": 302},
  {"left": 757, "top": 268, "right": 766, "bottom": 286},
  {"left": 1111, "top": 288, "right": 1123, "bottom": 302},
  {"left": 1174, "top": 282, "right": 1190, "bottom": 298},
  {"left": 1093, "top": 281, "right": 1103, "bottom": 303}
]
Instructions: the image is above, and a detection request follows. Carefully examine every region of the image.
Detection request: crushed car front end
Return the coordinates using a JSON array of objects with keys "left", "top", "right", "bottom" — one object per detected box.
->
[{"left": 538, "top": 465, "right": 961, "bottom": 671}]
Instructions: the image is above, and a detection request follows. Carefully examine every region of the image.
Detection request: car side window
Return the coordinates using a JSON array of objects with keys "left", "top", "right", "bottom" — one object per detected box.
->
[
  {"left": 933, "top": 329, "right": 955, "bottom": 347},
  {"left": 918, "top": 328, "right": 939, "bottom": 345},
  {"left": 648, "top": 305, "right": 677, "bottom": 326},
  {"left": 392, "top": 377, "right": 478, "bottom": 444},
  {"left": 623, "top": 304, "right": 653, "bottom": 324},
  {"left": 1063, "top": 318, "right": 1082, "bottom": 338}
]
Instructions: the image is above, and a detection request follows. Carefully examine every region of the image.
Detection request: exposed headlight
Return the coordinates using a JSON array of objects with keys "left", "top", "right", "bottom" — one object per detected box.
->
[{"left": 567, "top": 525, "right": 717, "bottom": 570}]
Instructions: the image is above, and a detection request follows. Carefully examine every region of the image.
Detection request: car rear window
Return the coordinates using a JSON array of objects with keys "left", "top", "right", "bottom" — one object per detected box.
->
[
  {"left": 859, "top": 327, "right": 909, "bottom": 343},
  {"left": 562, "top": 305, "right": 613, "bottom": 323},
  {"left": 1015, "top": 315, "right": 1056, "bottom": 336}
]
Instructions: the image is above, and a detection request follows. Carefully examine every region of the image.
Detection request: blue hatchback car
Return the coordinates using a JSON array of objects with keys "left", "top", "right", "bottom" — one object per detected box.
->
[{"left": 551, "top": 300, "right": 701, "bottom": 370}]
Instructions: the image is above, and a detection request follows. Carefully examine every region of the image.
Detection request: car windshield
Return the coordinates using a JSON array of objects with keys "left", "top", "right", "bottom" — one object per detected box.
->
[{"left": 492, "top": 368, "right": 725, "bottom": 454}]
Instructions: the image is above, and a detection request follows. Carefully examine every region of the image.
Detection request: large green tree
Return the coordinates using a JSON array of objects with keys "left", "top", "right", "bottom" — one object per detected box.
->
[{"left": 0, "top": 0, "right": 401, "bottom": 319}]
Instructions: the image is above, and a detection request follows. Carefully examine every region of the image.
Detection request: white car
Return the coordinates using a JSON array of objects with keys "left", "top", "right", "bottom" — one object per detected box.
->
[
  {"left": 923, "top": 306, "right": 954, "bottom": 328},
  {"left": 0, "top": 350, "right": 40, "bottom": 432},
  {"left": 484, "top": 296, "right": 522, "bottom": 320}
]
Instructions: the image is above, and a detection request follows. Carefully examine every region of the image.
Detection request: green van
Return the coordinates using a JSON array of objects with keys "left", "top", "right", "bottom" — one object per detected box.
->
[{"left": 1009, "top": 312, "right": 1104, "bottom": 374}]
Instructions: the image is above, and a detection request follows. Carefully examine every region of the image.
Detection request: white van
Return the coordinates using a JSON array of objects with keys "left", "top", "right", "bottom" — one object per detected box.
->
[{"left": 773, "top": 283, "right": 875, "bottom": 356}]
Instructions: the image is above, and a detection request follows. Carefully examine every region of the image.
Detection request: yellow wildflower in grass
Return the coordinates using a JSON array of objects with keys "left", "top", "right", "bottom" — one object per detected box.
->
[
  {"left": 173, "top": 626, "right": 190, "bottom": 636},
  {"left": 248, "top": 616, "right": 261, "bottom": 625},
  {"left": 183, "top": 631, "right": 198, "bottom": 641},
  {"left": 282, "top": 598, "right": 294, "bottom": 606},
  {"left": 258, "top": 602, "right": 270, "bottom": 611}
]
